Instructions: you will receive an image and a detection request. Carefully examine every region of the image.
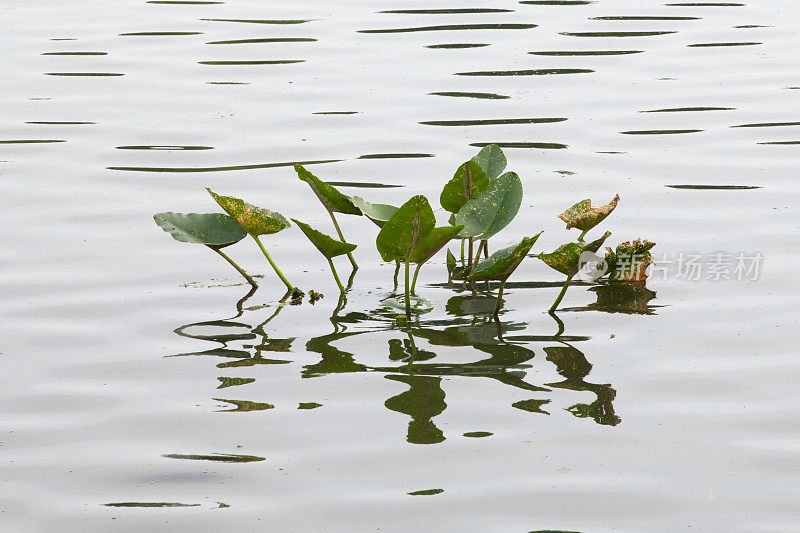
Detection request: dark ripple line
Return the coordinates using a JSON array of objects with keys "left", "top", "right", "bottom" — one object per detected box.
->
[
  {"left": 470, "top": 141, "right": 568, "bottom": 149},
  {"left": 665, "top": 2, "right": 744, "bottom": 5},
  {"left": 529, "top": 50, "right": 641, "bottom": 55},
  {"left": 640, "top": 106, "right": 735, "bottom": 112},
  {"left": 688, "top": 41, "right": 761, "bottom": 47},
  {"left": 116, "top": 145, "right": 214, "bottom": 150},
  {"left": 430, "top": 91, "right": 509, "bottom": 99},
  {"left": 561, "top": 31, "right": 677, "bottom": 37},
  {"left": 666, "top": 184, "right": 760, "bottom": 189},
  {"left": 107, "top": 159, "right": 341, "bottom": 172},
  {"left": 590, "top": 15, "right": 700, "bottom": 20},
  {"left": 357, "top": 153, "right": 434, "bottom": 159},
  {"left": 198, "top": 60, "right": 304, "bottom": 65},
  {"left": 326, "top": 181, "right": 404, "bottom": 188},
  {"left": 731, "top": 121, "right": 800, "bottom": 128},
  {"left": 207, "top": 81, "right": 250, "bottom": 84},
  {"left": 206, "top": 37, "right": 317, "bottom": 44},
  {"left": 426, "top": 43, "right": 490, "bottom": 49},
  {"left": 26, "top": 121, "right": 96, "bottom": 124},
  {"left": 163, "top": 453, "right": 264, "bottom": 462},
  {"left": 758, "top": 140, "right": 800, "bottom": 145},
  {"left": 379, "top": 8, "right": 514, "bottom": 14},
  {"left": 149, "top": 1, "right": 224, "bottom": 3},
  {"left": 520, "top": 1, "right": 595, "bottom": 4},
  {"left": 0, "top": 139, "right": 66, "bottom": 144},
  {"left": 621, "top": 129, "right": 703, "bottom": 134},
  {"left": 420, "top": 117, "right": 567, "bottom": 126},
  {"left": 46, "top": 72, "right": 124, "bottom": 76},
  {"left": 105, "top": 502, "right": 201, "bottom": 508},
  {"left": 201, "top": 18, "right": 312, "bottom": 24},
  {"left": 359, "top": 23, "right": 537, "bottom": 33},
  {"left": 119, "top": 31, "right": 203, "bottom": 36},
  {"left": 456, "top": 68, "right": 593, "bottom": 76},
  {"left": 313, "top": 111, "right": 359, "bottom": 115},
  {"left": 41, "top": 51, "right": 108, "bottom": 55}
]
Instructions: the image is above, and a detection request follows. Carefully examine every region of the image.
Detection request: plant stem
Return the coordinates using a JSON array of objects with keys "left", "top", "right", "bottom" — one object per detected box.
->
[
  {"left": 410, "top": 262, "right": 422, "bottom": 295},
  {"left": 467, "top": 237, "right": 474, "bottom": 268},
  {"left": 328, "top": 209, "right": 357, "bottom": 270},
  {"left": 493, "top": 279, "right": 506, "bottom": 316},
  {"left": 404, "top": 257, "right": 411, "bottom": 319},
  {"left": 460, "top": 239, "right": 465, "bottom": 265},
  {"left": 393, "top": 260, "right": 400, "bottom": 292},
  {"left": 473, "top": 240, "right": 486, "bottom": 268},
  {"left": 549, "top": 275, "right": 573, "bottom": 312},
  {"left": 327, "top": 257, "right": 345, "bottom": 293},
  {"left": 252, "top": 236, "right": 295, "bottom": 292},
  {"left": 578, "top": 229, "right": 588, "bottom": 242},
  {"left": 210, "top": 246, "right": 257, "bottom": 287},
  {"left": 482, "top": 239, "right": 489, "bottom": 258}
]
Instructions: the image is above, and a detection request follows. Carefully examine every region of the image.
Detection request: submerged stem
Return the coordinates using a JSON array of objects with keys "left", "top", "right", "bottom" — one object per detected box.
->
[
  {"left": 460, "top": 239, "right": 465, "bottom": 265},
  {"left": 467, "top": 237, "right": 474, "bottom": 269},
  {"left": 252, "top": 236, "right": 295, "bottom": 292},
  {"left": 327, "top": 257, "right": 345, "bottom": 293},
  {"left": 493, "top": 279, "right": 507, "bottom": 316},
  {"left": 393, "top": 260, "right": 400, "bottom": 292},
  {"left": 549, "top": 275, "right": 574, "bottom": 312},
  {"left": 210, "top": 246, "right": 257, "bottom": 288},
  {"left": 328, "top": 209, "right": 357, "bottom": 270},
  {"left": 410, "top": 262, "right": 422, "bottom": 295},
  {"left": 404, "top": 257, "right": 411, "bottom": 319}
]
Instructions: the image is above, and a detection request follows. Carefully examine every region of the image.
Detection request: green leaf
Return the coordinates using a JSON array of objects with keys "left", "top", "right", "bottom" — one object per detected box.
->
[
  {"left": 455, "top": 171, "right": 523, "bottom": 239},
  {"left": 375, "top": 195, "right": 435, "bottom": 262},
  {"left": 207, "top": 189, "right": 290, "bottom": 237},
  {"left": 409, "top": 225, "right": 464, "bottom": 265},
  {"left": 539, "top": 231, "right": 611, "bottom": 276},
  {"left": 295, "top": 164, "right": 362, "bottom": 215},
  {"left": 446, "top": 248, "right": 457, "bottom": 276},
  {"left": 468, "top": 233, "right": 542, "bottom": 282},
  {"left": 440, "top": 160, "right": 489, "bottom": 214},
  {"left": 471, "top": 144, "right": 507, "bottom": 180},
  {"left": 154, "top": 212, "right": 246, "bottom": 248},
  {"left": 558, "top": 194, "right": 620, "bottom": 233},
  {"left": 349, "top": 196, "right": 398, "bottom": 228},
  {"left": 382, "top": 295, "right": 434, "bottom": 315},
  {"left": 290, "top": 218, "right": 357, "bottom": 259}
]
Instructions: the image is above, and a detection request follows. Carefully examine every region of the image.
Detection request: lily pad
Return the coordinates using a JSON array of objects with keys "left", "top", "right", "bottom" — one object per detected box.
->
[
  {"left": 376, "top": 195, "right": 435, "bottom": 262},
  {"left": 295, "top": 164, "right": 362, "bottom": 215},
  {"left": 154, "top": 212, "right": 246, "bottom": 248},
  {"left": 409, "top": 225, "right": 464, "bottom": 265},
  {"left": 455, "top": 171, "right": 523, "bottom": 240},
  {"left": 440, "top": 160, "right": 489, "bottom": 214},
  {"left": 350, "top": 196, "right": 398, "bottom": 228},
  {"left": 382, "top": 295, "right": 434, "bottom": 314},
  {"left": 469, "top": 233, "right": 542, "bottom": 282},
  {"left": 558, "top": 194, "right": 620, "bottom": 234},
  {"left": 539, "top": 231, "right": 611, "bottom": 276},
  {"left": 471, "top": 144, "right": 507, "bottom": 180},
  {"left": 207, "top": 188, "right": 290, "bottom": 236},
  {"left": 290, "top": 218, "right": 356, "bottom": 259}
]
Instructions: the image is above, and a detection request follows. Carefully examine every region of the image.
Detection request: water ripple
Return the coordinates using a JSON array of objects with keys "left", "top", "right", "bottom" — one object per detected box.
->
[
  {"left": 41, "top": 51, "right": 108, "bottom": 55},
  {"left": 107, "top": 159, "right": 341, "bottom": 172},
  {"left": 590, "top": 15, "right": 700, "bottom": 20},
  {"left": 198, "top": 60, "right": 304, "bottom": 65},
  {"left": 561, "top": 31, "right": 677, "bottom": 37},
  {"left": 359, "top": 24, "right": 537, "bottom": 34},
  {"left": 470, "top": 141, "right": 568, "bottom": 149},
  {"left": 456, "top": 68, "right": 593, "bottom": 76},
  {"left": 731, "top": 121, "right": 800, "bottom": 128},
  {"left": 621, "top": 129, "right": 703, "bottom": 134},
  {"left": 378, "top": 9, "right": 514, "bottom": 14},
  {"left": 45, "top": 72, "right": 124, "bottom": 76},
  {"left": 529, "top": 50, "right": 642, "bottom": 56},
  {"left": 426, "top": 43, "right": 490, "bottom": 49},
  {"left": 420, "top": 117, "right": 567, "bottom": 126},
  {"left": 688, "top": 41, "right": 761, "bottom": 47},
  {"left": 640, "top": 106, "right": 735, "bottom": 112},
  {"left": 119, "top": 31, "right": 202, "bottom": 36},
  {"left": 116, "top": 145, "right": 213, "bottom": 150},
  {"left": 429, "top": 91, "right": 509, "bottom": 99},
  {"left": 666, "top": 184, "right": 761, "bottom": 189},
  {"left": 201, "top": 18, "right": 313, "bottom": 24},
  {"left": 206, "top": 37, "right": 317, "bottom": 45}
]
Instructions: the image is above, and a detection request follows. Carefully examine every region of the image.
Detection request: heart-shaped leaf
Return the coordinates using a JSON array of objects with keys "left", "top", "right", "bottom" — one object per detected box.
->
[
  {"left": 376, "top": 195, "right": 435, "bottom": 262},
  {"left": 207, "top": 188, "right": 290, "bottom": 236},
  {"left": 539, "top": 231, "right": 611, "bottom": 276},
  {"left": 455, "top": 171, "right": 523, "bottom": 240},
  {"left": 558, "top": 194, "right": 620, "bottom": 233},
  {"left": 471, "top": 144, "right": 507, "bottom": 180},
  {"left": 349, "top": 196, "right": 398, "bottom": 228},
  {"left": 469, "top": 232, "right": 542, "bottom": 282},
  {"left": 290, "top": 218, "right": 357, "bottom": 259},
  {"left": 409, "top": 225, "right": 464, "bottom": 265},
  {"left": 154, "top": 212, "right": 246, "bottom": 248},
  {"left": 295, "top": 164, "right": 362, "bottom": 215},
  {"left": 440, "top": 160, "right": 489, "bottom": 214}
]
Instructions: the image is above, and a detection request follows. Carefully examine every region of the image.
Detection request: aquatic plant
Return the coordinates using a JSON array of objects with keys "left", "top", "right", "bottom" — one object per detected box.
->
[
  {"left": 153, "top": 212, "right": 257, "bottom": 287},
  {"left": 605, "top": 239, "right": 656, "bottom": 282},
  {"left": 290, "top": 218, "right": 356, "bottom": 293}
]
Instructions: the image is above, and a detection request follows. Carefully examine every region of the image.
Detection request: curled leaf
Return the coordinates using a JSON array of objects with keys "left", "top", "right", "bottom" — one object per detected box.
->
[
  {"left": 605, "top": 239, "right": 655, "bottom": 282},
  {"left": 291, "top": 218, "right": 357, "bottom": 259},
  {"left": 471, "top": 144, "right": 507, "bottom": 180},
  {"left": 539, "top": 231, "right": 612, "bottom": 277},
  {"left": 350, "top": 196, "right": 398, "bottom": 228},
  {"left": 469, "top": 232, "right": 542, "bottom": 282},
  {"left": 295, "top": 164, "right": 362, "bottom": 215},
  {"left": 440, "top": 160, "right": 489, "bottom": 214},
  {"left": 455, "top": 171, "right": 523, "bottom": 240},
  {"left": 376, "top": 195, "right": 435, "bottom": 262},
  {"left": 154, "top": 212, "right": 246, "bottom": 248},
  {"left": 382, "top": 295, "right": 434, "bottom": 314},
  {"left": 558, "top": 194, "right": 620, "bottom": 234},
  {"left": 207, "top": 188, "right": 290, "bottom": 236}
]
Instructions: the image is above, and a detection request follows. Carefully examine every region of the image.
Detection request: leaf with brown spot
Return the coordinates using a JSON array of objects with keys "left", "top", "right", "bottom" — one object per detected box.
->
[
  {"left": 468, "top": 233, "right": 542, "bottom": 282},
  {"left": 295, "top": 164, "right": 362, "bottom": 215},
  {"left": 539, "top": 231, "right": 611, "bottom": 276},
  {"left": 558, "top": 194, "right": 620, "bottom": 233},
  {"left": 455, "top": 171, "right": 522, "bottom": 239},
  {"left": 376, "top": 195, "right": 435, "bottom": 262},
  {"left": 207, "top": 188, "right": 290, "bottom": 236},
  {"left": 440, "top": 160, "right": 489, "bottom": 214}
]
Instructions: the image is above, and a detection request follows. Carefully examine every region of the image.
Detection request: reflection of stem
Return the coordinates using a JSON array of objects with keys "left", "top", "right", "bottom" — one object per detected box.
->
[
  {"left": 252, "top": 236, "right": 294, "bottom": 292},
  {"left": 346, "top": 267, "right": 357, "bottom": 290},
  {"left": 234, "top": 285, "right": 258, "bottom": 316},
  {"left": 327, "top": 257, "right": 345, "bottom": 293},
  {"left": 405, "top": 329, "right": 418, "bottom": 366},
  {"left": 393, "top": 260, "right": 400, "bottom": 292},
  {"left": 410, "top": 262, "right": 422, "bottom": 295},
  {"left": 332, "top": 291, "right": 347, "bottom": 325},
  {"left": 549, "top": 311, "right": 566, "bottom": 338},
  {"left": 404, "top": 257, "right": 411, "bottom": 318},
  {"left": 493, "top": 279, "right": 507, "bottom": 316},
  {"left": 328, "top": 209, "right": 357, "bottom": 270},
  {"left": 210, "top": 246, "right": 257, "bottom": 287},
  {"left": 550, "top": 275, "right": 573, "bottom": 312}
]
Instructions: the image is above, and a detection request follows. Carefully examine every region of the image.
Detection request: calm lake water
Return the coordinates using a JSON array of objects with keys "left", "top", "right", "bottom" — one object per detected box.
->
[{"left": 2, "top": 0, "right": 799, "bottom": 531}]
